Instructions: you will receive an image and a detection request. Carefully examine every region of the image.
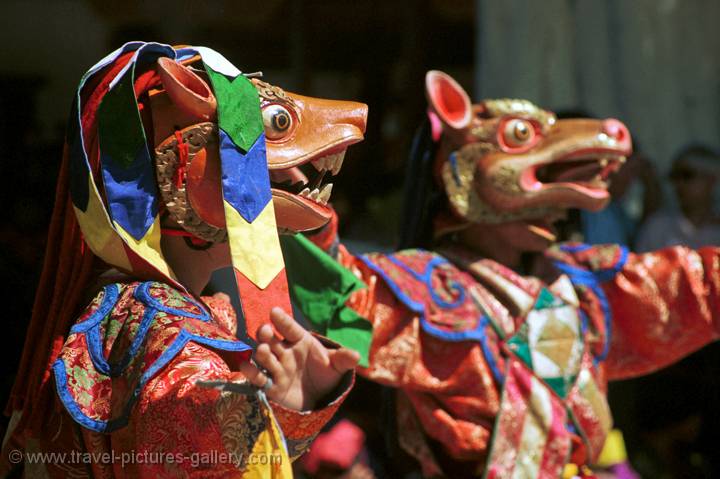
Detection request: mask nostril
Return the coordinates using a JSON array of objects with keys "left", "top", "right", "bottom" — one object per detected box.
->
[{"left": 602, "top": 118, "right": 628, "bottom": 143}]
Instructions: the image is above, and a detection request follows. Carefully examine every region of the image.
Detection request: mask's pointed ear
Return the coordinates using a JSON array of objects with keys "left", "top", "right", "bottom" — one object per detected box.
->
[
  {"left": 157, "top": 57, "right": 217, "bottom": 121},
  {"left": 425, "top": 70, "right": 472, "bottom": 132}
]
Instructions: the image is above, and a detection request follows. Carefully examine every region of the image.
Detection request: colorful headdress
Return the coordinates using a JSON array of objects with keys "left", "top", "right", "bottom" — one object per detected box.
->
[
  {"left": 7, "top": 42, "right": 298, "bottom": 434},
  {"left": 69, "top": 42, "right": 291, "bottom": 337}
]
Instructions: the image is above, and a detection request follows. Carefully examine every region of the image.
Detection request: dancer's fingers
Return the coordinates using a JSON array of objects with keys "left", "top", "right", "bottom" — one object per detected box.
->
[
  {"left": 238, "top": 360, "right": 271, "bottom": 389},
  {"left": 270, "top": 307, "right": 306, "bottom": 344},
  {"left": 254, "top": 343, "right": 284, "bottom": 384}
]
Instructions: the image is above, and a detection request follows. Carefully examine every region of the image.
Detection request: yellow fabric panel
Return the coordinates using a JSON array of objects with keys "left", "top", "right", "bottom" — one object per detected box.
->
[
  {"left": 513, "top": 375, "right": 553, "bottom": 479},
  {"left": 73, "top": 176, "right": 131, "bottom": 271},
  {"left": 114, "top": 217, "right": 175, "bottom": 280},
  {"left": 224, "top": 200, "right": 284, "bottom": 289},
  {"left": 244, "top": 403, "right": 292, "bottom": 478},
  {"left": 577, "top": 369, "right": 613, "bottom": 439},
  {"left": 596, "top": 429, "right": 628, "bottom": 466},
  {"left": 562, "top": 464, "right": 579, "bottom": 478}
]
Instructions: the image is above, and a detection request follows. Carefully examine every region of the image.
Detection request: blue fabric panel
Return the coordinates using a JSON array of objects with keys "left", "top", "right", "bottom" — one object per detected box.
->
[
  {"left": 477, "top": 317, "right": 504, "bottom": 385},
  {"left": 53, "top": 330, "right": 252, "bottom": 433},
  {"left": 219, "top": 130, "right": 271, "bottom": 223},
  {"left": 360, "top": 253, "right": 505, "bottom": 382},
  {"left": 53, "top": 359, "right": 109, "bottom": 432},
  {"left": 70, "top": 284, "right": 120, "bottom": 334},
  {"left": 52, "top": 282, "right": 252, "bottom": 435},
  {"left": 359, "top": 254, "right": 425, "bottom": 315},
  {"left": 135, "top": 281, "right": 211, "bottom": 321},
  {"left": 100, "top": 146, "right": 158, "bottom": 240},
  {"left": 97, "top": 43, "right": 175, "bottom": 240},
  {"left": 361, "top": 254, "right": 485, "bottom": 337}
]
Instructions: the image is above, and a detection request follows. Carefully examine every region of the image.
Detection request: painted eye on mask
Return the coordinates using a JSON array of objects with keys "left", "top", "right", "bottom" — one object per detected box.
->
[
  {"left": 498, "top": 118, "right": 539, "bottom": 152},
  {"left": 262, "top": 104, "right": 294, "bottom": 140}
]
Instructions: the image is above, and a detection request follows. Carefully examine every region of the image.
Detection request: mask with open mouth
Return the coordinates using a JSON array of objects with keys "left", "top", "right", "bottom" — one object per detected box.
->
[
  {"left": 425, "top": 71, "right": 632, "bottom": 240},
  {"left": 70, "top": 42, "right": 367, "bottom": 338},
  {"left": 152, "top": 56, "right": 367, "bottom": 240}
]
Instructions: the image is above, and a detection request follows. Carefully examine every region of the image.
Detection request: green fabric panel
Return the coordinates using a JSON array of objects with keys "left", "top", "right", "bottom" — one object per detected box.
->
[
  {"left": 203, "top": 66, "right": 263, "bottom": 152},
  {"left": 534, "top": 288, "right": 558, "bottom": 310},
  {"left": 97, "top": 66, "right": 146, "bottom": 168},
  {"left": 326, "top": 307, "right": 373, "bottom": 368},
  {"left": 544, "top": 376, "right": 569, "bottom": 399},
  {"left": 280, "top": 234, "right": 371, "bottom": 367},
  {"left": 507, "top": 324, "right": 532, "bottom": 369},
  {"left": 509, "top": 339, "right": 533, "bottom": 369}
]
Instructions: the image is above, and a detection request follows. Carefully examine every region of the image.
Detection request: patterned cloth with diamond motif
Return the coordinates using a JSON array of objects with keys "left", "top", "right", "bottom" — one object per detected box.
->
[{"left": 307, "top": 242, "right": 720, "bottom": 478}]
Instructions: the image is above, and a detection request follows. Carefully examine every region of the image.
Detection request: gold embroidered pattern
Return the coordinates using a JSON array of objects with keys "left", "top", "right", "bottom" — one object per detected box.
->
[
  {"left": 252, "top": 79, "right": 297, "bottom": 108},
  {"left": 215, "top": 389, "right": 267, "bottom": 471}
]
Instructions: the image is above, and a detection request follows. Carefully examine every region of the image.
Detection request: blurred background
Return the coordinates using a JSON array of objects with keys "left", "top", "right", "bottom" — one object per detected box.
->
[{"left": 1, "top": 1, "right": 719, "bottom": 477}]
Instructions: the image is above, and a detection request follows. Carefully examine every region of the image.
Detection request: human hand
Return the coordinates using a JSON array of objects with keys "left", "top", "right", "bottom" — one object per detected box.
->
[{"left": 238, "top": 307, "right": 359, "bottom": 411}]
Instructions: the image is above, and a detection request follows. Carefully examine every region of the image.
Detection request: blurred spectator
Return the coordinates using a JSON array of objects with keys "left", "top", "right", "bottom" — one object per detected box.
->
[
  {"left": 581, "top": 148, "right": 662, "bottom": 247},
  {"left": 624, "top": 144, "right": 720, "bottom": 478},
  {"left": 635, "top": 145, "right": 720, "bottom": 252}
]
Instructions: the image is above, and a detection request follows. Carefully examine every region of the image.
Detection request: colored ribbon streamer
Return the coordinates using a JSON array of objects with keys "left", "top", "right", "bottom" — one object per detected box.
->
[{"left": 281, "top": 234, "right": 371, "bottom": 367}]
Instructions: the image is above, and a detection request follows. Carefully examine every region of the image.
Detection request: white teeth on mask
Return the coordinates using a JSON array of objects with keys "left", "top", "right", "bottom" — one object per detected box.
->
[
  {"left": 299, "top": 151, "right": 345, "bottom": 205},
  {"left": 600, "top": 158, "right": 609, "bottom": 168},
  {"left": 298, "top": 184, "right": 333, "bottom": 205},
  {"left": 299, "top": 187, "right": 320, "bottom": 200},
  {"left": 310, "top": 150, "right": 346, "bottom": 176},
  {"left": 319, "top": 183, "right": 333, "bottom": 204},
  {"left": 331, "top": 152, "right": 345, "bottom": 175},
  {"left": 311, "top": 157, "right": 326, "bottom": 172}
]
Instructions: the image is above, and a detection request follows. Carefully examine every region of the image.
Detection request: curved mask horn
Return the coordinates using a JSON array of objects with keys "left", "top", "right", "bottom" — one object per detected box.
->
[{"left": 156, "top": 57, "right": 217, "bottom": 121}]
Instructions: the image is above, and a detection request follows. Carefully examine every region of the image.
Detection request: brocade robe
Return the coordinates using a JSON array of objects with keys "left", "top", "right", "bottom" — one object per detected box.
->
[
  {"left": 338, "top": 243, "right": 719, "bottom": 478},
  {"left": 1, "top": 281, "right": 351, "bottom": 478}
]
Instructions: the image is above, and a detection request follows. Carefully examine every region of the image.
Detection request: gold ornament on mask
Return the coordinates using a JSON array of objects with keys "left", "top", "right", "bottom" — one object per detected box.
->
[
  {"left": 155, "top": 122, "right": 228, "bottom": 243},
  {"left": 441, "top": 142, "right": 555, "bottom": 224}
]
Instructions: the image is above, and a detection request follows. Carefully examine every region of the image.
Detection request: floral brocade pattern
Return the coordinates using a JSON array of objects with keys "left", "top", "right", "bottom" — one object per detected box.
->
[
  {"left": 54, "top": 281, "right": 249, "bottom": 431},
  {"left": 24, "top": 281, "right": 350, "bottom": 478},
  {"left": 349, "top": 242, "right": 720, "bottom": 477},
  {"left": 216, "top": 389, "right": 267, "bottom": 469}
]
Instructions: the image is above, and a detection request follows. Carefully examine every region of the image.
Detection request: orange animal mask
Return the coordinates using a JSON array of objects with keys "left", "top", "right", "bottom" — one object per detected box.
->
[
  {"left": 70, "top": 42, "right": 367, "bottom": 338},
  {"left": 425, "top": 70, "right": 632, "bottom": 238}
]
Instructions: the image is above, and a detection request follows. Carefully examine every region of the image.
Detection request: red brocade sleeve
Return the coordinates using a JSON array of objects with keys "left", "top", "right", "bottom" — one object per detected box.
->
[
  {"left": 30, "top": 283, "right": 351, "bottom": 479},
  {"left": 109, "top": 342, "right": 352, "bottom": 478},
  {"left": 336, "top": 247, "right": 501, "bottom": 475},
  {"left": 601, "top": 246, "right": 720, "bottom": 380}
]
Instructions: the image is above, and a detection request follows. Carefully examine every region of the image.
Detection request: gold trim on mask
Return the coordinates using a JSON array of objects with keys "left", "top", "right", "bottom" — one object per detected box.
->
[
  {"left": 482, "top": 99, "right": 556, "bottom": 134},
  {"left": 441, "top": 143, "right": 554, "bottom": 224},
  {"left": 251, "top": 79, "right": 297, "bottom": 108},
  {"left": 155, "top": 122, "right": 228, "bottom": 243}
]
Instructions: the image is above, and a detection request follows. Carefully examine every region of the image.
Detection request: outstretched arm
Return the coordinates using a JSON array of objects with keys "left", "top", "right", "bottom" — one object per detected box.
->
[{"left": 602, "top": 246, "right": 720, "bottom": 379}]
